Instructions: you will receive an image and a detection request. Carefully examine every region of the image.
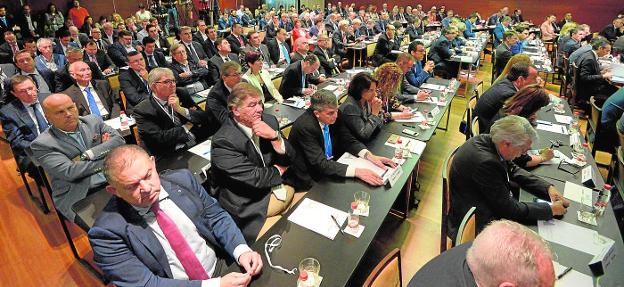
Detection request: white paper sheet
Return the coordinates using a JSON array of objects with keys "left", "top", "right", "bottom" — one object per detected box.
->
[
  {"left": 187, "top": 140, "right": 212, "bottom": 160},
  {"left": 537, "top": 123, "right": 569, "bottom": 135},
  {"left": 287, "top": 198, "right": 348, "bottom": 240},
  {"left": 195, "top": 88, "right": 211, "bottom": 98},
  {"left": 384, "top": 136, "right": 427, "bottom": 155},
  {"left": 323, "top": 85, "right": 338, "bottom": 91},
  {"left": 104, "top": 116, "right": 136, "bottom": 130},
  {"left": 563, "top": 181, "right": 594, "bottom": 204},
  {"left": 337, "top": 153, "right": 388, "bottom": 177},
  {"left": 420, "top": 83, "right": 446, "bottom": 91},
  {"left": 392, "top": 112, "right": 426, "bottom": 123},
  {"left": 554, "top": 114, "right": 572, "bottom": 124},
  {"left": 553, "top": 261, "right": 593, "bottom": 287},
  {"left": 282, "top": 97, "right": 306, "bottom": 109},
  {"left": 538, "top": 219, "right": 614, "bottom": 256}
]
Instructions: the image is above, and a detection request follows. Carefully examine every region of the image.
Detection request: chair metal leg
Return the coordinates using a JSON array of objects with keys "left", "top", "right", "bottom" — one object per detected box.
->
[
  {"left": 19, "top": 171, "right": 35, "bottom": 198},
  {"left": 34, "top": 181, "right": 50, "bottom": 214},
  {"left": 18, "top": 170, "right": 50, "bottom": 214}
]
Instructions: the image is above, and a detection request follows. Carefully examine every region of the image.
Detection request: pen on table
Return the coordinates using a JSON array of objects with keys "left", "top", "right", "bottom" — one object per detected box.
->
[
  {"left": 402, "top": 124, "right": 416, "bottom": 128},
  {"left": 557, "top": 266, "right": 573, "bottom": 280},
  {"left": 330, "top": 215, "right": 344, "bottom": 234}
]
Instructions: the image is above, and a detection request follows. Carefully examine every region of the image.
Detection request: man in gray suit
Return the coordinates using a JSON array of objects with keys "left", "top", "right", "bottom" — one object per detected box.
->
[
  {"left": 240, "top": 31, "right": 272, "bottom": 69},
  {"left": 208, "top": 38, "right": 240, "bottom": 86},
  {"left": 30, "top": 93, "right": 125, "bottom": 223}
]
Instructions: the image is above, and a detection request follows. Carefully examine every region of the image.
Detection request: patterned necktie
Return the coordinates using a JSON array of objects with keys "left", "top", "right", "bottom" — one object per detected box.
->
[
  {"left": 322, "top": 124, "right": 333, "bottom": 159},
  {"left": 30, "top": 103, "right": 48, "bottom": 134},
  {"left": 148, "top": 55, "right": 157, "bottom": 67},
  {"left": 84, "top": 87, "right": 102, "bottom": 117},
  {"left": 151, "top": 201, "right": 209, "bottom": 280},
  {"left": 188, "top": 44, "right": 199, "bottom": 63}
]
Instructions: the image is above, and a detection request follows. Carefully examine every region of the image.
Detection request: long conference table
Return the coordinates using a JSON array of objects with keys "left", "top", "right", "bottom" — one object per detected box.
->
[{"left": 520, "top": 99, "right": 624, "bottom": 286}]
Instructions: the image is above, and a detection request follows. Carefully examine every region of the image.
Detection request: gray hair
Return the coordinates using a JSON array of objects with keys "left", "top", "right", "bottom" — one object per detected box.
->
[
  {"left": 148, "top": 67, "right": 174, "bottom": 86},
  {"left": 310, "top": 90, "right": 338, "bottom": 111},
  {"left": 103, "top": 144, "right": 150, "bottom": 183},
  {"left": 490, "top": 115, "right": 537, "bottom": 148},
  {"left": 66, "top": 46, "right": 84, "bottom": 56},
  {"left": 467, "top": 220, "right": 553, "bottom": 287},
  {"left": 227, "top": 82, "right": 261, "bottom": 110},
  {"left": 36, "top": 37, "right": 53, "bottom": 48}
]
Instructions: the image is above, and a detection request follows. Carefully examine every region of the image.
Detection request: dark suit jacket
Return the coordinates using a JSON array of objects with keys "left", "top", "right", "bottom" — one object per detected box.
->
[
  {"left": 88, "top": 169, "right": 247, "bottom": 287},
  {"left": 182, "top": 41, "right": 209, "bottom": 64},
  {"left": 405, "top": 24, "right": 422, "bottom": 41},
  {"left": 226, "top": 33, "right": 248, "bottom": 55},
  {"left": 331, "top": 30, "right": 353, "bottom": 56},
  {"left": 264, "top": 22, "right": 279, "bottom": 40},
  {"left": 119, "top": 69, "right": 150, "bottom": 112},
  {"left": 338, "top": 95, "right": 384, "bottom": 142},
  {"left": 54, "top": 61, "right": 105, "bottom": 92},
  {"left": 577, "top": 50, "right": 615, "bottom": 100},
  {"left": 289, "top": 109, "right": 367, "bottom": 190},
  {"left": 142, "top": 51, "right": 169, "bottom": 71},
  {"left": 494, "top": 43, "right": 512, "bottom": 77},
  {"left": 207, "top": 53, "right": 240, "bottom": 85},
  {"left": 407, "top": 242, "right": 477, "bottom": 287},
  {"left": 0, "top": 41, "right": 23, "bottom": 64},
  {"left": 83, "top": 50, "right": 115, "bottom": 72},
  {"left": 193, "top": 32, "right": 217, "bottom": 58},
  {"left": 63, "top": 79, "right": 120, "bottom": 119},
  {"left": 206, "top": 80, "right": 231, "bottom": 125},
  {"left": 169, "top": 60, "right": 210, "bottom": 89},
  {"left": 266, "top": 38, "right": 291, "bottom": 67},
  {"left": 133, "top": 95, "right": 216, "bottom": 158},
  {"left": 107, "top": 42, "right": 134, "bottom": 67},
  {"left": 473, "top": 78, "right": 517, "bottom": 129},
  {"left": 599, "top": 24, "right": 624, "bottom": 42},
  {"left": 278, "top": 61, "right": 311, "bottom": 99},
  {"left": 448, "top": 134, "right": 552, "bottom": 239},
  {"left": 155, "top": 36, "right": 171, "bottom": 54},
  {"left": 30, "top": 115, "right": 125, "bottom": 221},
  {"left": 372, "top": 34, "right": 399, "bottom": 67},
  {"left": 313, "top": 46, "right": 340, "bottom": 76},
  {"left": 92, "top": 38, "right": 112, "bottom": 51},
  {"left": 428, "top": 36, "right": 453, "bottom": 64},
  {"left": 0, "top": 99, "right": 46, "bottom": 169},
  {"left": 211, "top": 115, "right": 295, "bottom": 242}
]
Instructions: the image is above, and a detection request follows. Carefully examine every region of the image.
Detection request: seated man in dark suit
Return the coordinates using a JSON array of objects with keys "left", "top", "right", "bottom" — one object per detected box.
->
[
  {"left": 313, "top": 34, "right": 341, "bottom": 77},
  {"left": 494, "top": 31, "right": 518, "bottom": 77},
  {"left": 241, "top": 31, "right": 273, "bottom": 69},
  {"left": 141, "top": 37, "right": 169, "bottom": 71},
  {"left": 474, "top": 62, "right": 539, "bottom": 129},
  {"left": 0, "top": 75, "right": 49, "bottom": 183},
  {"left": 372, "top": 24, "right": 400, "bottom": 67},
  {"left": 108, "top": 30, "right": 140, "bottom": 67},
  {"left": 212, "top": 83, "right": 297, "bottom": 242},
  {"left": 31, "top": 93, "right": 125, "bottom": 223},
  {"left": 52, "top": 29, "right": 79, "bottom": 56},
  {"left": 599, "top": 18, "right": 623, "bottom": 42},
  {"left": 192, "top": 20, "right": 215, "bottom": 57},
  {"left": 89, "top": 27, "right": 111, "bottom": 51},
  {"left": 119, "top": 51, "right": 150, "bottom": 112},
  {"left": 408, "top": 220, "right": 556, "bottom": 287},
  {"left": 208, "top": 38, "right": 241, "bottom": 86},
  {"left": 207, "top": 61, "right": 242, "bottom": 124},
  {"left": 169, "top": 43, "right": 211, "bottom": 93},
  {"left": 406, "top": 41, "right": 434, "bottom": 88},
  {"left": 331, "top": 20, "right": 354, "bottom": 58},
  {"left": 361, "top": 19, "right": 378, "bottom": 38},
  {"left": 89, "top": 144, "right": 262, "bottom": 286},
  {"left": 62, "top": 61, "right": 119, "bottom": 119},
  {"left": 447, "top": 115, "right": 568, "bottom": 240},
  {"left": 289, "top": 90, "right": 396, "bottom": 190},
  {"left": 577, "top": 37, "right": 618, "bottom": 105},
  {"left": 264, "top": 15, "right": 280, "bottom": 41},
  {"left": 146, "top": 24, "right": 170, "bottom": 54},
  {"left": 428, "top": 27, "right": 460, "bottom": 79},
  {"left": 0, "top": 31, "right": 23, "bottom": 64},
  {"left": 226, "top": 23, "right": 248, "bottom": 56},
  {"left": 133, "top": 68, "right": 216, "bottom": 158},
  {"left": 179, "top": 26, "right": 209, "bottom": 67},
  {"left": 395, "top": 53, "right": 428, "bottom": 102},
  {"left": 83, "top": 40, "right": 115, "bottom": 75},
  {"left": 266, "top": 28, "right": 291, "bottom": 68},
  {"left": 278, "top": 54, "right": 321, "bottom": 99},
  {"left": 54, "top": 46, "right": 105, "bottom": 92},
  {"left": 13, "top": 50, "right": 55, "bottom": 94}
]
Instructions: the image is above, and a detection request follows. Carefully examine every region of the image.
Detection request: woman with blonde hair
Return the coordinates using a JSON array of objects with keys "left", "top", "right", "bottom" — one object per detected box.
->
[
  {"left": 493, "top": 54, "right": 532, "bottom": 83},
  {"left": 373, "top": 63, "right": 413, "bottom": 120}
]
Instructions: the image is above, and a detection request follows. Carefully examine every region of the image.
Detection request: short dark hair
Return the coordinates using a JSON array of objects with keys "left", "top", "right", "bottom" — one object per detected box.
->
[
  {"left": 84, "top": 39, "right": 97, "bottom": 47},
  {"left": 127, "top": 51, "right": 141, "bottom": 57},
  {"left": 142, "top": 36, "right": 156, "bottom": 45},
  {"left": 348, "top": 72, "right": 377, "bottom": 101},
  {"left": 118, "top": 30, "right": 133, "bottom": 38},
  {"left": 506, "top": 62, "right": 532, "bottom": 81},
  {"left": 244, "top": 50, "right": 262, "bottom": 64},
  {"left": 408, "top": 41, "right": 425, "bottom": 53},
  {"left": 146, "top": 24, "right": 156, "bottom": 31},
  {"left": 591, "top": 37, "right": 610, "bottom": 50}
]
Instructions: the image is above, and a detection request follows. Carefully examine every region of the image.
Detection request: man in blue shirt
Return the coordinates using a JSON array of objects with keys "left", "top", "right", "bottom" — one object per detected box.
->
[
  {"left": 511, "top": 26, "right": 532, "bottom": 55},
  {"left": 464, "top": 13, "right": 479, "bottom": 38},
  {"left": 406, "top": 41, "right": 434, "bottom": 88}
]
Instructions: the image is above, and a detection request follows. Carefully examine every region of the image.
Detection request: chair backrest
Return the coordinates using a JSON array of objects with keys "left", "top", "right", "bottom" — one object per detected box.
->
[
  {"left": 617, "top": 120, "right": 624, "bottom": 149},
  {"left": 119, "top": 90, "right": 128, "bottom": 112},
  {"left": 470, "top": 116, "right": 480, "bottom": 138},
  {"left": 467, "top": 95, "right": 478, "bottom": 120},
  {"left": 0, "top": 63, "right": 18, "bottom": 77},
  {"left": 363, "top": 248, "right": 402, "bottom": 287},
  {"left": 441, "top": 146, "right": 459, "bottom": 253},
  {"left": 71, "top": 189, "right": 113, "bottom": 231},
  {"left": 589, "top": 96, "right": 602, "bottom": 132},
  {"left": 616, "top": 147, "right": 624, "bottom": 196},
  {"left": 455, "top": 206, "right": 477, "bottom": 245}
]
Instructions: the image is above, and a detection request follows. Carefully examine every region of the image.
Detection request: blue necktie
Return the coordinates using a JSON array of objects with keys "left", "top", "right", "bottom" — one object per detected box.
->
[
  {"left": 84, "top": 87, "right": 101, "bottom": 117},
  {"left": 322, "top": 124, "right": 333, "bottom": 159},
  {"left": 281, "top": 43, "right": 290, "bottom": 64},
  {"left": 30, "top": 103, "right": 48, "bottom": 134},
  {"left": 301, "top": 72, "right": 306, "bottom": 89}
]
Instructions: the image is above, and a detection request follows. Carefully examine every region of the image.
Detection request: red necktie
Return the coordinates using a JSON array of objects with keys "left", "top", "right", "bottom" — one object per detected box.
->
[
  {"left": 10, "top": 44, "right": 18, "bottom": 54},
  {"left": 151, "top": 201, "right": 210, "bottom": 280},
  {"left": 238, "top": 36, "right": 244, "bottom": 46}
]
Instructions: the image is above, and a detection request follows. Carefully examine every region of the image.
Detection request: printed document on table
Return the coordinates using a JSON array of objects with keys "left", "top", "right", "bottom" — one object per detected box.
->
[
  {"left": 563, "top": 181, "right": 593, "bottom": 204},
  {"left": 337, "top": 153, "right": 388, "bottom": 177},
  {"left": 392, "top": 112, "right": 426, "bottom": 123},
  {"left": 384, "top": 136, "right": 427, "bottom": 155},
  {"left": 553, "top": 261, "right": 593, "bottom": 286},
  {"left": 287, "top": 198, "right": 348, "bottom": 240},
  {"left": 188, "top": 140, "right": 212, "bottom": 160},
  {"left": 538, "top": 219, "right": 614, "bottom": 256},
  {"left": 536, "top": 123, "right": 568, "bottom": 135},
  {"left": 420, "top": 83, "right": 446, "bottom": 91},
  {"left": 554, "top": 114, "right": 572, "bottom": 124}
]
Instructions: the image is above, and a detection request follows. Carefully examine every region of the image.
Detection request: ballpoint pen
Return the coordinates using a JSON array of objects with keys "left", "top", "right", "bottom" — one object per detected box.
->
[
  {"left": 330, "top": 215, "right": 344, "bottom": 234},
  {"left": 557, "top": 266, "right": 572, "bottom": 280}
]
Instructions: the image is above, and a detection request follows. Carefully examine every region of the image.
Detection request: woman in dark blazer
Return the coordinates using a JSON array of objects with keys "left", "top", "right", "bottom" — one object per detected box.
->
[{"left": 339, "top": 72, "right": 384, "bottom": 142}]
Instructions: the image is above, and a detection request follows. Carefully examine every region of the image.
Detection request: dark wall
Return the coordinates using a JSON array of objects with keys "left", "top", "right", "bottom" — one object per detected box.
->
[{"left": 327, "top": 0, "right": 623, "bottom": 33}]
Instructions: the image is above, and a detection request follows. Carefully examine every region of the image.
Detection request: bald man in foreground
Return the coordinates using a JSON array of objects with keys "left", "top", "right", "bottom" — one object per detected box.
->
[
  {"left": 89, "top": 145, "right": 262, "bottom": 287},
  {"left": 30, "top": 93, "right": 125, "bottom": 223},
  {"left": 408, "top": 220, "right": 555, "bottom": 287}
]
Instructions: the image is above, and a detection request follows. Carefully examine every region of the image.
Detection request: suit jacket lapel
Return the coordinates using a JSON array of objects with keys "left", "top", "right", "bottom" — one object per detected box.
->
[
  {"left": 13, "top": 101, "right": 38, "bottom": 134},
  {"left": 92, "top": 80, "right": 111, "bottom": 112}
]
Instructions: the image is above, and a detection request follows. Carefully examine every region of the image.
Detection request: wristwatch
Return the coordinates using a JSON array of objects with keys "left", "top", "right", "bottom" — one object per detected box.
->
[{"left": 270, "top": 131, "right": 280, "bottom": 141}]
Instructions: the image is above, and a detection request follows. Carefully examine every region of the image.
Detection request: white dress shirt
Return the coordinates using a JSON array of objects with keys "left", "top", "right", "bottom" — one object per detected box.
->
[
  {"left": 77, "top": 82, "right": 109, "bottom": 117},
  {"left": 317, "top": 120, "right": 369, "bottom": 177}
]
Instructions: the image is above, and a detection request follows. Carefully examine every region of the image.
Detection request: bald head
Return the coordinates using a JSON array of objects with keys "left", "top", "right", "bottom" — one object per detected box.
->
[
  {"left": 42, "top": 93, "right": 79, "bottom": 132},
  {"left": 295, "top": 37, "right": 309, "bottom": 53},
  {"left": 69, "top": 61, "right": 92, "bottom": 86}
]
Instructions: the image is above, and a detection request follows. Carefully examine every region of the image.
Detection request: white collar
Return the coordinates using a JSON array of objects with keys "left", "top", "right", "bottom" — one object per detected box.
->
[{"left": 235, "top": 120, "right": 253, "bottom": 139}]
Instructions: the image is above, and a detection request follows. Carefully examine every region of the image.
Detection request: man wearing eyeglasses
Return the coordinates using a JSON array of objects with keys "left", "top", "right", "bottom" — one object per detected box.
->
[
  {"left": 207, "top": 61, "right": 243, "bottom": 125},
  {"left": 133, "top": 67, "right": 216, "bottom": 158}
]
